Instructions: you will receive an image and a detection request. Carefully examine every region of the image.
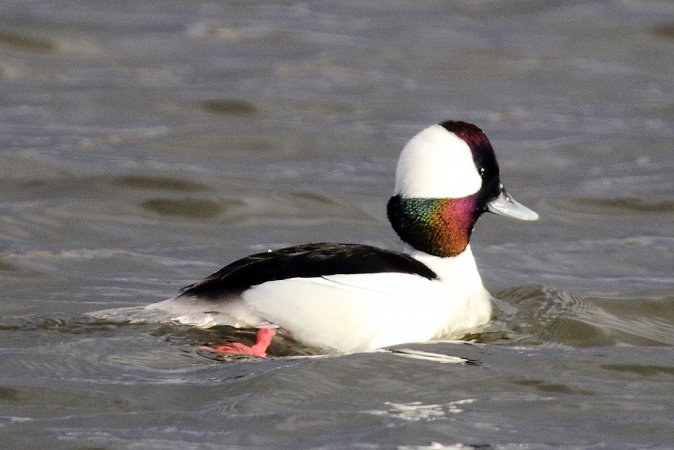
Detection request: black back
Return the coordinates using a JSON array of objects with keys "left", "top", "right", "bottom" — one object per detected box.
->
[{"left": 180, "top": 243, "right": 437, "bottom": 299}]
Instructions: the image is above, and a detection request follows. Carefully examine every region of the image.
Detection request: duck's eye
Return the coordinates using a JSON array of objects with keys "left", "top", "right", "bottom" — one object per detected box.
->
[{"left": 479, "top": 167, "right": 486, "bottom": 177}]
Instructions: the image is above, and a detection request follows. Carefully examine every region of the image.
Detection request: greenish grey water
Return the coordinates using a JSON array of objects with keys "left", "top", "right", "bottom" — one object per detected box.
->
[{"left": 1, "top": 1, "right": 673, "bottom": 448}]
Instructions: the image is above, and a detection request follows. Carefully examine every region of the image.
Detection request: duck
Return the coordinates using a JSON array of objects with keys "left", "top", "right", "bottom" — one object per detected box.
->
[{"left": 106, "top": 120, "right": 538, "bottom": 356}]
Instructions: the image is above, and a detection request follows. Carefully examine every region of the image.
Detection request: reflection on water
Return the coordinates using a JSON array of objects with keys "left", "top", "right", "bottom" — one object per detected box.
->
[
  {"left": 200, "top": 99, "right": 257, "bottom": 116},
  {"left": 484, "top": 286, "right": 674, "bottom": 347},
  {"left": 140, "top": 197, "right": 226, "bottom": 218},
  {"left": 0, "top": 31, "right": 55, "bottom": 52},
  {"left": 112, "top": 175, "right": 209, "bottom": 192},
  {"left": 561, "top": 197, "right": 674, "bottom": 214}
]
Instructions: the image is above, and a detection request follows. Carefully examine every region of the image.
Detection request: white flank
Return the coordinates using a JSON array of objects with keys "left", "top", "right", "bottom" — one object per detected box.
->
[
  {"left": 241, "top": 264, "right": 491, "bottom": 353},
  {"left": 143, "top": 295, "right": 267, "bottom": 328},
  {"left": 394, "top": 124, "right": 482, "bottom": 198}
]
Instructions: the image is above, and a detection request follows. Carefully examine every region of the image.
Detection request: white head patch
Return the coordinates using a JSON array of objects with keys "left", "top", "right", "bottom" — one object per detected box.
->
[{"left": 394, "top": 124, "right": 482, "bottom": 198}]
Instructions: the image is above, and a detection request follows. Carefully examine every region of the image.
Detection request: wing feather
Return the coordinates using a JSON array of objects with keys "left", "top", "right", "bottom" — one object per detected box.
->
[{"left": 180, "top": 243, "right": 437, "bottom": 299}]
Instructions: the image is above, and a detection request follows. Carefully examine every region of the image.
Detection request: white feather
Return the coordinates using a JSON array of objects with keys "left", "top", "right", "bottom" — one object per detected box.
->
[
  {"left": 241, "top": 271, "right": 490, "bottom": 353},
  {"left": 142, "top": 295, "right": 267, "bottom": 328},
  {"left": 394, "top": 124, "right": 481, "bottom": 198}
]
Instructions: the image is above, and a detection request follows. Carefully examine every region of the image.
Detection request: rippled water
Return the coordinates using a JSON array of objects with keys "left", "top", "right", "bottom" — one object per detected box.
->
[{"left": 1, "top": 1, "right": 673, "bottom": 448}]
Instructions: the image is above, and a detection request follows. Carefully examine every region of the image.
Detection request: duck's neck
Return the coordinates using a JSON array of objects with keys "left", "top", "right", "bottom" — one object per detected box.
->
[
  {"left": 388, "top": 194, "right": 487, "bottom": 294},
  {"left": 404, "top": 244, "right": 486, "bottom": 296},
  {"left": 387, "top": 195, "right": 478, "bottom": 258}
]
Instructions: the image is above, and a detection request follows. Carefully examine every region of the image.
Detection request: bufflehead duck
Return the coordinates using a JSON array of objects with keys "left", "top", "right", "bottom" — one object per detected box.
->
[{"left": 107, "top": 121, "right": 538, "bottom": 356}]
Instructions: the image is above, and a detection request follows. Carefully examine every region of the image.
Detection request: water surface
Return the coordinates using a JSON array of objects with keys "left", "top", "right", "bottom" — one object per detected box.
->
[{"left": 1, "top": 1, "right": 673, "bottom": 448}]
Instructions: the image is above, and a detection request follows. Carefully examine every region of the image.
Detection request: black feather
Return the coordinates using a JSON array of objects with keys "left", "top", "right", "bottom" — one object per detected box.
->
[{"left": 180, "top": 243, "right": 437, "bottom": 299}]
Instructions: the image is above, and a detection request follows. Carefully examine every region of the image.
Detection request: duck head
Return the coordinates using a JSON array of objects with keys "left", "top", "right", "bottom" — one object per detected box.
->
[{"left": 387, "top": 121, "right": 538, "bottom": 258}]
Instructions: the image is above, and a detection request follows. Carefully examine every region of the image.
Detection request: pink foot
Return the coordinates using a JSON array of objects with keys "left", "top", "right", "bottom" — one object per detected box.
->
[{"left": 205, "top": 328, "right": 276, "bottom": 357}]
